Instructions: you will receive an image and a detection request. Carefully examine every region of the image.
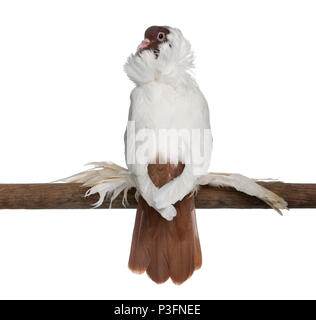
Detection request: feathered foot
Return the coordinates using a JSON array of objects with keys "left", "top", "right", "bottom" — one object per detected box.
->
[
  {"left": 55, "top": 162, "right": 136, "bottom": 207},
  {"left": 55, "top": 162, "right": 288, "bottom": 214},
  {"left": 198, "top": 172, "right": 288, "bottom": 215}
]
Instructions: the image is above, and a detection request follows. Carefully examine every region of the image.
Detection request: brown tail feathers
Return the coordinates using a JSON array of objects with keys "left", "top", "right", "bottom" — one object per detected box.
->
[{"left": 128, "top": 194, "right": 202, "bottom": 284}]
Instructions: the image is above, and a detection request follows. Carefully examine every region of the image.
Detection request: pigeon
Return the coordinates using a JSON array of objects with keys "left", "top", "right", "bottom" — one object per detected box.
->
[
  {"left": 124, "top": 26, "right": 211, "bottom": 284},
  {"left": 59, "top": 26, "right": 287, "bottom": 285}
]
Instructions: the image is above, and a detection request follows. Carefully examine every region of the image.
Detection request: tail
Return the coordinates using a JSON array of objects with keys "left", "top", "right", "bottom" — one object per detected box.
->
[{"left": 128, "top": 195, "right": 202, "bottom": 285}]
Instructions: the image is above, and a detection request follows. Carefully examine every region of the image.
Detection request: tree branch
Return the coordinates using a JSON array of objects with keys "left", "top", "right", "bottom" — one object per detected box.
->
[{"left": 0, "top": 182, "right": 315, "bottom": 210}]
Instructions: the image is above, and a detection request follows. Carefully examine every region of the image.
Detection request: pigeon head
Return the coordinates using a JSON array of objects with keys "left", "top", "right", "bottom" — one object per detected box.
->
[
  {"left": 137, "top": 26, "right": 170, "bottom": 56},
  {"left": 126, "top": 26, "right": 195, "bottom": 86}
]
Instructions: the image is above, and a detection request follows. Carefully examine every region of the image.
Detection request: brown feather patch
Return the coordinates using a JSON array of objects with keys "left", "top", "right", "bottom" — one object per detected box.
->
[
  {"left": 128, "top": 195, "right": 202, "bottom": 284},
  {"left": 129, "top": 160, "right": 202, "bottom": 284},
  {"left": 148, "top": 162, "right": 185, "bottom": 188}
]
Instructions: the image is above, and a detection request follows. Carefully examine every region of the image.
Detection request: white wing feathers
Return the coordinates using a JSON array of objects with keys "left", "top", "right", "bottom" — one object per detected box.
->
[
  {"left": 198, "top": 172, "right": 288, "bottom": 215},
  {"left": 56, "top": 163, "right": 287, "bottom": 214},
  {"left": 153, "top": 165, "right": 197, "bottom": 210}
]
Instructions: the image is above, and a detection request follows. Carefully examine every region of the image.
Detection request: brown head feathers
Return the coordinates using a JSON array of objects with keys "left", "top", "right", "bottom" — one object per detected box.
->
[{"left": 138, "top": 26, "right": 170, "bottom": 56}]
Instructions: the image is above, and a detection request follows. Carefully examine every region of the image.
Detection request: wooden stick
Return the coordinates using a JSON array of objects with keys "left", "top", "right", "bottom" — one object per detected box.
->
[{"left": 0, "top": 182, "right": 315, "bottom": 210}]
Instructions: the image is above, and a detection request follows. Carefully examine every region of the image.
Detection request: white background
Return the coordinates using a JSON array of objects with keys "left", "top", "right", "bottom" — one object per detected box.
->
[{"left": 0, "top": 0, "right": 315, "bottom": 299}]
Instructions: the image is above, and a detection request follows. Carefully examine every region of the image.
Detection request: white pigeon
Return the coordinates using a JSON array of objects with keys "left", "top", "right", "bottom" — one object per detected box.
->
[{"left": 60, "top": 26, "right": 287, "bottom": 284}]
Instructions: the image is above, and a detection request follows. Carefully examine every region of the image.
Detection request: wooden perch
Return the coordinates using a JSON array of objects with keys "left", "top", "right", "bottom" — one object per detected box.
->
[{"left": 0, "top": 182, "right": 316, "bottom": 210}]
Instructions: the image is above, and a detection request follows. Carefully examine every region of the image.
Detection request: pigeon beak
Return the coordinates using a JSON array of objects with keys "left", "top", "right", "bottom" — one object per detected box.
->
[{"left": 137, "top": 38, "right": 150, "bottom": 51}]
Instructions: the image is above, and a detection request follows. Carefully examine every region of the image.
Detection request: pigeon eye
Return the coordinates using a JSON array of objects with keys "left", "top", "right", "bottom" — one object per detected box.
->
[{"left": 157, "top": 32, "right": 165, "bottom": 41}]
